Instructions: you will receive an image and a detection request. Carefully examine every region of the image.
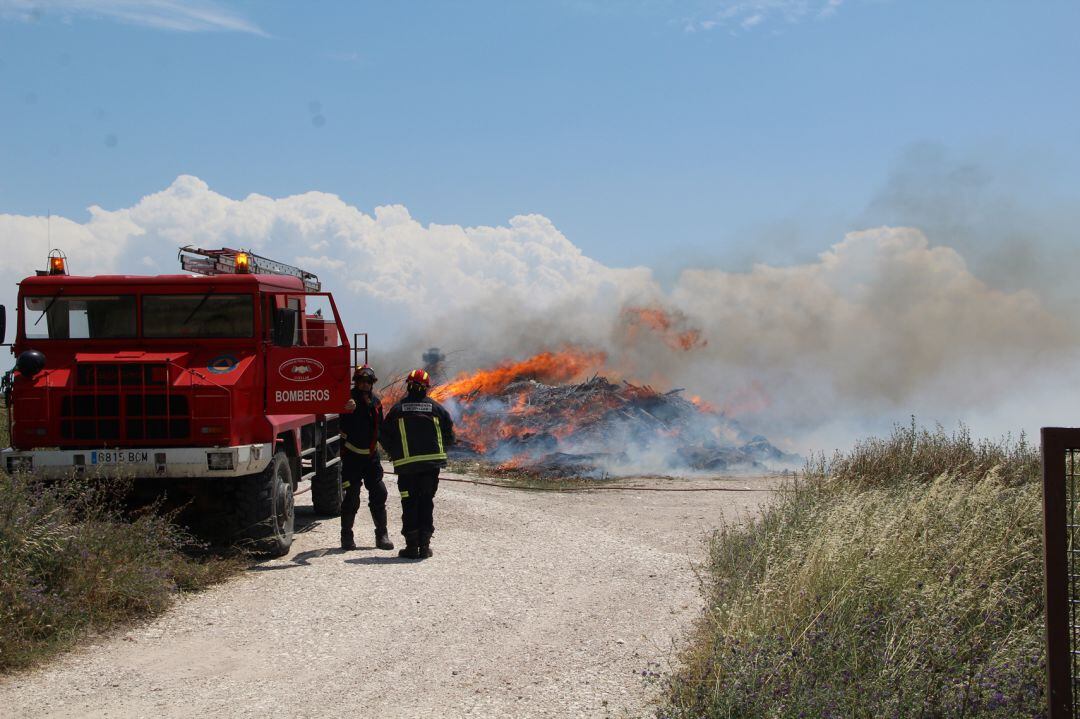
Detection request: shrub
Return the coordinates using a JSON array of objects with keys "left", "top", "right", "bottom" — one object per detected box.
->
[
  {"left": 664, "top": 424, "right": 1045, "bottom": 718},
  {"left": 0, "top": 470, "right": 240, "bottom": 673}
]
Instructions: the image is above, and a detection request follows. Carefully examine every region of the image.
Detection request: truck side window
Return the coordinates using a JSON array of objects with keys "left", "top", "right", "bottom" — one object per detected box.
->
[
  {"left": 288, "top": 298, "right": 302, "bottom": 345},
  {"left": 274, "top": 308, "right": 299, "bottom": 347},
  {"left": 300, "top": 295, "right": 343, "bottom": 347}
]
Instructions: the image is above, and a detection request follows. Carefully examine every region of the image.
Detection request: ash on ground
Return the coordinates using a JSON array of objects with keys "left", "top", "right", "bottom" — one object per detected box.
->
[{"left": 443, "top": 376, "right": 800, "bottom": 479}]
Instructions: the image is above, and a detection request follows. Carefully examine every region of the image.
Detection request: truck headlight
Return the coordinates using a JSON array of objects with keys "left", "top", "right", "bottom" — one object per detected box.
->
[{"left": 207, "top": 451, "right": 234, "bottom": 470}]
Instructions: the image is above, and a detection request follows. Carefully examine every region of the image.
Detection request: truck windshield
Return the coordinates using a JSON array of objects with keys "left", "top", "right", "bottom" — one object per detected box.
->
[
  {"left": 142, "top": 294, "right": 254, "bottom": 338},
  {"left": 23, "top": 295, "right": 136, "bottom": 339}
]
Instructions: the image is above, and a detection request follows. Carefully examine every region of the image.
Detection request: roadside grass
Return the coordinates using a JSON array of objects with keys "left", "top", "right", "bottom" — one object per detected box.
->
[
  {"left": 663, "top": 422, "right": 1044, "bottom": 718},
  {"left": 0, "top": 461, "right": 243, "bottom": 673}
]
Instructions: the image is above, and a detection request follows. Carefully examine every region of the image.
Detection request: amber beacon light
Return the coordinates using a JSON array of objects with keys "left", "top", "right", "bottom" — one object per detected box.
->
[{"left": 47, "top": 249, "right": 68, "bottom": 275}]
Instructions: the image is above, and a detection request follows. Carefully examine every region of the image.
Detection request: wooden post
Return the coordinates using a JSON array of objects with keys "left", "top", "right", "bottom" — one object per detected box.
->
[{"left": 1043, "top": 428, "right": 1079, "bottom": 718}]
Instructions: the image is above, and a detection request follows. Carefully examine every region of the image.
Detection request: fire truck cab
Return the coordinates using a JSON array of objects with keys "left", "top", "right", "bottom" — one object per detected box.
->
[{"left": 1, "top": 247, "right": 351, "bottom": 556}]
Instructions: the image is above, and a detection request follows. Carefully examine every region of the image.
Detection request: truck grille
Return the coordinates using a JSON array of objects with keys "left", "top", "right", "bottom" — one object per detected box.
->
[
  {"left": 76, "top": 363, "right": 168, "bottom": 387},
  {"left": 56, "top": 362, "right": 231, "bottom": 444},
  {"left": 60, "top": 393, "right": 190, "bottom": 442},
  {"left": 63, "top": 361, "right": 192, "bottom": 443}
]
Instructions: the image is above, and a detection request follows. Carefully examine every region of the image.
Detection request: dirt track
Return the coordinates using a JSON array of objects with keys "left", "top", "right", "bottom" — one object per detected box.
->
[{"left": 0, "top": 469, "right": 774, "bottom": 719}]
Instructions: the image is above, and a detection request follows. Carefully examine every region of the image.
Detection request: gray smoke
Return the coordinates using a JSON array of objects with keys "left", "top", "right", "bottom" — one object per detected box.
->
[
  {"left": 1, "top": 171, "right": 1074, "bottom": 454},
  {"left": 864, "top": 142, "right": 1080, "bottom": 307}
]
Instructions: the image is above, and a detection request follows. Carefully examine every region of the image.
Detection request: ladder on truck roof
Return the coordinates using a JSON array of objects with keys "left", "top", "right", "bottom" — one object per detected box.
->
[{"left": 178, "top": 246, "right": 321, "bottom": 292}]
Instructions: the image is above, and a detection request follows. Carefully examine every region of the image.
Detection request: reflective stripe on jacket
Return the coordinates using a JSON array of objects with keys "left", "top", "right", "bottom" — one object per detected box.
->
[
  {"left": 344, "top": 441, "right": 371, "bottom": 455},
  {"left": 380, "top": 394, "right": 455, "bottom": 473},
  {"left": 395, "top": 415, "right": 447, "bottom": 467}
]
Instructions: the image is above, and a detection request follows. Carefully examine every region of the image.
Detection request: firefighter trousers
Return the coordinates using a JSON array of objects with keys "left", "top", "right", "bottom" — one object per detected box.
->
[
  {"left": 341, "top": 452, "right": 389, "bottom": 533},
  {"left": 397, "top": 469, "right": 440, "bottom": 540}
]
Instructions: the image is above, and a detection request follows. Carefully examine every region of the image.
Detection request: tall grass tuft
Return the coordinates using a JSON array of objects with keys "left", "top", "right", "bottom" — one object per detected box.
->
[
  {"left": 664, "top": 423, "right": 1045, "bottom": 718},
  {"left": 0, "top": 469, "right": 241, "bottom": 673}
]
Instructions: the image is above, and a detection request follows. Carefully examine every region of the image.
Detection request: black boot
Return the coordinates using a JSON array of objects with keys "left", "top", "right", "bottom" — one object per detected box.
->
[
  {"left": 398, "top": 530, "right": 423, "bottom": 559},
  {"left": 375, "top": 528, "right": 395, "bottom": 551},
  {"left": 419, "top": 532, "right": 433, "bottom": 558},
  {"left": 370, "top": 506, "right": 395, "bottom": 550},
  {"left": 340, "top": 505, "right": 358, "bottom": 550}
]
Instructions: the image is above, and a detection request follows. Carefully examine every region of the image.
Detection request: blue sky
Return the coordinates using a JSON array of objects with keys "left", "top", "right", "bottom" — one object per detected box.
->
[
  {"left": 2, "top": 0, "right": 1078, "bottom": 274},
  {"left": 3, "top": 1, "right": 1080, "bottom": 449}
]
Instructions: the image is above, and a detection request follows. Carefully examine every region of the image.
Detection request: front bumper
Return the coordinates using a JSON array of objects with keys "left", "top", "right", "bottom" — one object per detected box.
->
[{"left": 1, "top": 443, "right": 274, "bottom": 479}]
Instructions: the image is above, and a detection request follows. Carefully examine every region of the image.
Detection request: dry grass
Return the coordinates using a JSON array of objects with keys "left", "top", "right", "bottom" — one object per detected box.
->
[
  {"left": 663, "top": 423, "right": 1044, "bottom": 718},
  {"left": 0, "top": 468, "right": 243, "bottom": 673}
]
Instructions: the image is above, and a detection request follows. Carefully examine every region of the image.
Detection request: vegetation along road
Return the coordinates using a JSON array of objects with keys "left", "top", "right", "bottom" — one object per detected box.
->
[{"left": 0, "top": 468, "right": 775, "bottom": 719}]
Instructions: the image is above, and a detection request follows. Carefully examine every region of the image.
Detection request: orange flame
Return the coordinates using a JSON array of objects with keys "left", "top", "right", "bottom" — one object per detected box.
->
[
  {"left": 392, "top": 345, "right": 737, "bottom": 464},
  {"left": 431, "top": 348, "right": 606, "bottom": 401},
  {"left": 621, "top": 306, "right": 707, "bottom": 351},
  {"left": 630, "top": 307, "right": 674, "bottom": 332},
  {"left": 690, "top": 395, "right": 718, "bottom": 413},
  {"left": 423, "top": 348, "right": 608, "bottom": 456}
]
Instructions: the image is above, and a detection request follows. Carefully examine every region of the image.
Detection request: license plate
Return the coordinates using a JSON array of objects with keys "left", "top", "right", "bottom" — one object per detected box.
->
[{"left": 91, "top": 450, "right": 149, "bottom": 465}]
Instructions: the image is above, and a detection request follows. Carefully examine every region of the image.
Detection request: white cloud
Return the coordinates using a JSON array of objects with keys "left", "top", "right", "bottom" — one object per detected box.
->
[
  {"left": 819, "top": 0, "right": 843, "bottom": 18},
  {"left": 0, "top": 0, "right": 267, "bottom": 35},
  {"left": 0, "top": 175, "right": 650, "bottom": 342},
  {"left": 694, "top": 0, "right": 847, "bottom": 33},
  {"left": 0, "top": 175, "right": 1070, "bottom": 452}
]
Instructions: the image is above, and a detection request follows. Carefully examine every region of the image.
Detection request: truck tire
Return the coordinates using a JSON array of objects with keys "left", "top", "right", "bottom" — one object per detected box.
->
[
  {"left": 231, "top": 451, "right": 294, "bottom": 557},
  {"left": 311, "top": 461, "right": 343, "bottom": 517}
]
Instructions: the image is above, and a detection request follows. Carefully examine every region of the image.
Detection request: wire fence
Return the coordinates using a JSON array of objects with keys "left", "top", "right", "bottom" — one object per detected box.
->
[{"left": 1042, "top": 428, "right": 1080, "bottom": 718}]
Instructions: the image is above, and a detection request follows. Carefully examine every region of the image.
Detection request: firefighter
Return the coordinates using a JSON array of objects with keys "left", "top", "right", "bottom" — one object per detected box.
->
[
  {"left": 339, "top": 365, "right": 395, "bottom": 551},
  {"left": 380, "top": 369, "right": 455, "bottom": 559}
]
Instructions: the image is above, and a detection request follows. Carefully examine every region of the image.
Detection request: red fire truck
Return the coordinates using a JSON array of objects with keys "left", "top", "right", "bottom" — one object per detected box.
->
[{"left": 1, "top": 247, "right": 353, "bottom": 556}]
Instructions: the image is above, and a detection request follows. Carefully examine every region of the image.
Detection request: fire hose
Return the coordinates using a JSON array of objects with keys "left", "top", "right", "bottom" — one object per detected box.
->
[
  {"left": 294, "top": 474, "right": 773, "bottom": 495},
  {"left": 434, "top": 476, "right": 773, "bottom": 492}
]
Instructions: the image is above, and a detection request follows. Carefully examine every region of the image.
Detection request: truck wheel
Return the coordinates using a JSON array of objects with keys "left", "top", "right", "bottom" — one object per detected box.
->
[
  {"left": 231, "top": 451, "right": 294, "bottom": 557},
  {"left": 311, "top": 461, "right": 343, "bottom": 517}
]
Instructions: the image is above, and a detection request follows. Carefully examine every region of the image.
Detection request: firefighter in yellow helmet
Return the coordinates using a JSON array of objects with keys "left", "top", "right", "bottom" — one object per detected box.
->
[{"left": 379, "top": 369, "right": 455, "bottom": 559}]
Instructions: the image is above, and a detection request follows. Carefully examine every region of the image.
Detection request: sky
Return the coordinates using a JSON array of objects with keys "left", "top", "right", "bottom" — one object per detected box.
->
[{"left": 1, "top": 0, "right": 1079, "bottom": 452}]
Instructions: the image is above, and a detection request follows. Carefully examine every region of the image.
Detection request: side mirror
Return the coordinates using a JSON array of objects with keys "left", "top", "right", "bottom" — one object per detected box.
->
[
  {"left": 16, "top": 350, "right": 45, "bottom": 378},
  {"left": 0, "top": 305, "right": 6, "bottom": 345},
  {"left": 274, "top": 308, "right": 298, "bottom": 347}
]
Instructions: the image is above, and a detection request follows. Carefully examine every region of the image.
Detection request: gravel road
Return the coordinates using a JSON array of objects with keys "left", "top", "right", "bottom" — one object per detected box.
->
[{"left": 0, "top": 468, "right": 775, "bottom": 719}]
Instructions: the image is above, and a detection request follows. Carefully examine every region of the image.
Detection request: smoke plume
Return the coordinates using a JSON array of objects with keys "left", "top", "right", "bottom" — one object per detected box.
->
[{"left": 1, "top": 173, "right": 1074, "bottom": 453}]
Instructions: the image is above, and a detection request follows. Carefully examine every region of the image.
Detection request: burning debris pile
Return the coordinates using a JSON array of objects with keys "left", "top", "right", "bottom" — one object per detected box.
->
[{"left": 428, "top": 350, "right": 799, "bottom": 478}]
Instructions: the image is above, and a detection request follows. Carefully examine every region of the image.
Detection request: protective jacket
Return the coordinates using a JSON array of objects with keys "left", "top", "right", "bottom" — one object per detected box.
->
[
  {"left": 380, "top": 393, "right": 455, "bottom": 474},
  {"left": 340, "top": 387, "right": 382, "bottom": 457}
]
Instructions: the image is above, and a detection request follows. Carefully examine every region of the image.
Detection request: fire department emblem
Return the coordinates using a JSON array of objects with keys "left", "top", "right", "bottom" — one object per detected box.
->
[
  {"left": 208, "top": 354, "right": 239, "bottom": 374},
  {"left": 279, "top": 358, "right": 325, "bottom": 382}
]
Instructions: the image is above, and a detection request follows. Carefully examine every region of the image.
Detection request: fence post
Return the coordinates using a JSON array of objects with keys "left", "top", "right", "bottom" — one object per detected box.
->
[{"left": 1043, "top": 427, "right": 1078, "bottom": 718}]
